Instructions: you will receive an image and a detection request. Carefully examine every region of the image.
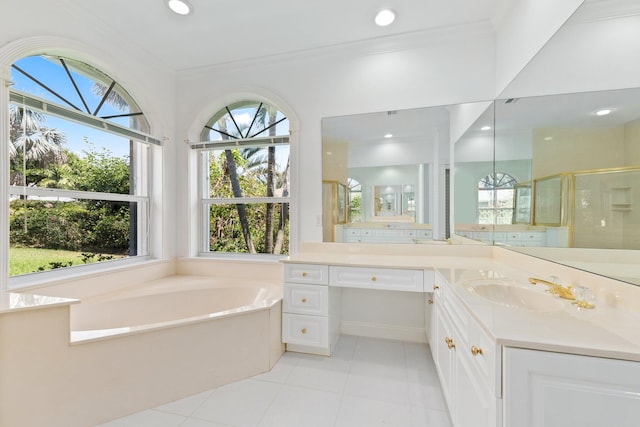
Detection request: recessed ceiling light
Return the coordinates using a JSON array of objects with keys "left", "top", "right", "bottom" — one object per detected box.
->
[
  {"left": 544, "top": 136, "right": 553, "bottom": 141},
  {"left": 595, "top": 109, "right": 612, "bottom": 116},
  {"left": 375, "top": 9, "right": 396, "bottom": 26},
  {"left": 166, "top": 0, "right": 192, "bottom": 15},
  {"left": 384, "top": 133, "right": 393, "bottom": 138},
  {"left": 481, "top": 126, "right": 491, "bottom": 131}
]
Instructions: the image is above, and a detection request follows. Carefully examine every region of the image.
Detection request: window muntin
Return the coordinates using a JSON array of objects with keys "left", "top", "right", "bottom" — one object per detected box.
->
[
  {"left": 8, "top": 55, "right": 154, "bottom": 277},
  {"left": 478, "top": 172, "right": 517, "bottom": 225},
  {"left": 198, "top": 101, "right": 290, "bottom": 255}
]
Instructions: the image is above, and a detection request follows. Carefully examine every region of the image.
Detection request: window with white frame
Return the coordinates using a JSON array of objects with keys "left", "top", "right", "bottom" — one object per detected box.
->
[
  {"left": 195, "top": 101, "right": 290, "bottom": 255},
  {"left": 8, "top": 54, "right": 158, "bottom": 277},
  {"left": 478, "top": 172, "right": 516, "bottom": 224}
]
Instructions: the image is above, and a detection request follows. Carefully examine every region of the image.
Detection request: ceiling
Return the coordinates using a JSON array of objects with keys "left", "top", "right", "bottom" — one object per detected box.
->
[{"left": 7, "top": 0, "right": 511, "bottom": 71}]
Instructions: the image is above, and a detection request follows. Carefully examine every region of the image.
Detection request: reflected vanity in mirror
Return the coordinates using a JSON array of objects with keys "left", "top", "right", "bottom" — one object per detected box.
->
[
  {"left": 322, "top": 104, "right": 467, "bottom": 244},
  {"left": 454, "top": 88, "right": 640, "bottom": 284}
]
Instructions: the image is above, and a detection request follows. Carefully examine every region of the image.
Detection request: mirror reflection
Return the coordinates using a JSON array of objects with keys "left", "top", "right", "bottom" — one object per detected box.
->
[
  {"left": 454, "top": 88, "right": 640, "bottom": 284},
  {"left": 322, "top": 104, "right": 464, "bottom": 244}
]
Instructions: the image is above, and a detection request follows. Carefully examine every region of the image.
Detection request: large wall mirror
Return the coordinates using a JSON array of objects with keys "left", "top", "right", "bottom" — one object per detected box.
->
[
  {"left": 455, "top": 90, "right": 640, "bottom": 285},
  {"left": 321, "top": 0, "right": 640, "bottom": 286},
  {"left": 322, "top": 103, "right": 490, "bottom": 245}
]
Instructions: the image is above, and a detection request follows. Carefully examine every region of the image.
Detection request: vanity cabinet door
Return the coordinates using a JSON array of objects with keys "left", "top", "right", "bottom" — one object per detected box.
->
[
  {"left": 454, "top": 349, "right": 499, "bottom": 427},
  {"left": 504, "top": 347, "right": 640, "bottom": 427},
  {"left": 430, "top": 279, "right": 501, "bottom": 427}
]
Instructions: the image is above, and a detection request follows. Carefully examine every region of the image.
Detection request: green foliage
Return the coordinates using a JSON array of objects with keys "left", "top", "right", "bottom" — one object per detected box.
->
[
  {"left": 10, "top": 200, "right": 130, "bottom": 254},
  {"left": 207, "top": 149, "right": 289, "bottom": 254},
  {"left": 72, "top": 140, "right": 130, "bottom": 194}
]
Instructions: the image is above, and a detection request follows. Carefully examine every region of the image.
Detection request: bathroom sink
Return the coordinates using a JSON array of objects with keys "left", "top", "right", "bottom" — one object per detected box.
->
[{"left": 466, "top": 282, "right": 564, "bottom": 312}]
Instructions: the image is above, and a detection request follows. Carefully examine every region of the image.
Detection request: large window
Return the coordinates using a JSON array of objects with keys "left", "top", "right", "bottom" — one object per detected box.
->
[
  {"left": 478, "top": 172, "right": 516, "bottom": 224},
  {"left": 196, "top": 101, "right": 290, "bottom": 255},
  {"left": 8, "top": 55, "right": 158, "bottom": 277}
]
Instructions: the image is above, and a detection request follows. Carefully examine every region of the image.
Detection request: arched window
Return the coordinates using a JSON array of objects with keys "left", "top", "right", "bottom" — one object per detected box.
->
[
  {"left": 478, "top": 172, "right": 517, "bottom": 224},
  {"left": 8, "top": 54, "right": 157, "bottom": 278},
  {"left": 196, "top": 101, "right": 290, "bottom": 255}
]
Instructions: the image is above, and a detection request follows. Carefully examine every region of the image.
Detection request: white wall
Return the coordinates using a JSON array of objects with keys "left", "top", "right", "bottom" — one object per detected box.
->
[
  {"left": 494, "top": 0, "right": 584, "bottom": 95},
  {"left": 176, "top": 27, "right": 498, "bottom": 254},
  {"left": 500, "top": 0, "right": 640, "bottom": 98}
]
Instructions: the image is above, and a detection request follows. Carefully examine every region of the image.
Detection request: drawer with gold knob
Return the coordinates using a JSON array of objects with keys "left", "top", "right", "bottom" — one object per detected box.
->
[
  {"left": 283, "top": 283, "right": 329, "bottom": 316},
  {"left": 284, "top": 263, "right": 329, "bottom": 285},
  {"left": 329, "top": 266, "right": 424, "bottom": 292},
  {"left": 282, "top": 313, "right": 328, "bottom": 348}
]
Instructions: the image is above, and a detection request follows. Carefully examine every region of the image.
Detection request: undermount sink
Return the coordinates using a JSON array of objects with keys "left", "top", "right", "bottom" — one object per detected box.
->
[{"left": 466, "top": 282, "right": 564, "bottom": 312}]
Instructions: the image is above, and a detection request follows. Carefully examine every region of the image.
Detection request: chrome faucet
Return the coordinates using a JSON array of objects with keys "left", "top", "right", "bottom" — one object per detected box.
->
[{"left": 528, "top": 277, "right": 575, "bottom": 300}]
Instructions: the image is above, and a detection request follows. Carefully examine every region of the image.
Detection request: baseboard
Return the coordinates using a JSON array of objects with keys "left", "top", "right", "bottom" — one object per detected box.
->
[{"left": 340, "top": 320, "right": 427, "bottom": 343}]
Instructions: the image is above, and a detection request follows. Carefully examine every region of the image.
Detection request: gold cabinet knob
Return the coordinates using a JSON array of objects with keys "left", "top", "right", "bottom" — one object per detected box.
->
[
  {"left": 433, "top": 284, "right": 440, "bottom": 290},
  {"left": 471, "top": 346, "right": 483, "bottom": 356},
  {"left": 428, "top": 298, "right": 434, "bottom": 305},
  {"left": 301, "top": 298, "right": 307, "bottom": 303},
  {"left": 371, "top": 276, "right": 377, "bottom": 282},
  {"left": 301, "top": 328, "right": 307, "bottom": 334},
  {"left": 445, "top": 337, "right": 451, "bottom": 344},
  {"left": 302, "top": 272, "right": 307, "bottom": 277},
  {"left": 445, "top": 337, "right": 455, "bottom": 349}
]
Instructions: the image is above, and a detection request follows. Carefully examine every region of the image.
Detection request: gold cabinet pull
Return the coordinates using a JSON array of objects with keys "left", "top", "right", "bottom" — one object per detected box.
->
[
  {"left": 433, "top": 284, "right": 440, "bottom": 290},
  {"left": 428, "top": 298, "right": 434, "bottom": 304},
  {"left": 445, "top": 337, "right": 455, "bottom": 349},
  {"left": 302, "top": 272, "right": 307, "bottom": 277},
  {"left": 301, "top": 297, "right": 307, "bottom": 303},
  {"left": 471, "top": 346, "right": 483, "bottom": 356},
  {"left": 371, "top": 276, "right": 377, "bottom": 282},
  {"left": 301, "top": 328, "right": 307, "bottom": 334}
]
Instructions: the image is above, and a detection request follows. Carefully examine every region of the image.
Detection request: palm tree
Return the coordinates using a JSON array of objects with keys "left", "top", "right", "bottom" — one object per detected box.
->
[{"left": 9, "top": 106, "right": 67, "bottom": 185}]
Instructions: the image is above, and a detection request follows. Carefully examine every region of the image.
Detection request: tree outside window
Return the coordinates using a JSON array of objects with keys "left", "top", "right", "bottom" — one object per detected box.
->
[
  {"left": 198, "top": 101, "right": 290, "bottom": 255},
  {"left": 8, "top": 55, "right": 155, "bottom": 276}
]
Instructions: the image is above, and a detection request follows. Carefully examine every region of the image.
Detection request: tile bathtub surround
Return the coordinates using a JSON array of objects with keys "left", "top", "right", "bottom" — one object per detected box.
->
[{"left": 99, "top": 336, "right": 452, "bottom": 427}]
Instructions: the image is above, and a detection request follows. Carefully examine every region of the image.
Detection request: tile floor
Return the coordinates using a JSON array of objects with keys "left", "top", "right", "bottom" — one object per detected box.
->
[{"left": 99, "top": 335, "right": 452, "bottom": 427}]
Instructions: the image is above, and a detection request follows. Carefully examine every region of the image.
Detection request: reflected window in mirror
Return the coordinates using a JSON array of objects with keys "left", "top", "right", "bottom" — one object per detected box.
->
[
  {"left": 478, "top": 172, "right": 517, "bottom": 224},
  {"left": 347, "top": 178, "right": 362, "bottom": 223}
]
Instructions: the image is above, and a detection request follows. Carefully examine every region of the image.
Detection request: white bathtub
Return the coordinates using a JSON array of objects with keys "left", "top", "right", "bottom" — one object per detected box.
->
[
  {"left": 2, "top": 259, "right": 285, "bottom": 427},
  {"left": 70, "top": 275, "right": 282, "bottom": 341}
]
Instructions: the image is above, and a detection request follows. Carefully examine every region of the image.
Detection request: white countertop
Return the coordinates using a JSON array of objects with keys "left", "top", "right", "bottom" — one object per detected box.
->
[
  {"left": 0, "top": 292, "right": 78, "bottom": 314},
  {"left": 285, "top": 245, "right": 640, "bottom": 362}
]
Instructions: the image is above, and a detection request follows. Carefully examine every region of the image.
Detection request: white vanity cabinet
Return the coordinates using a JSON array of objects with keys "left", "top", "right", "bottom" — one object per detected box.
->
[
  {"left": 504, "top": 347, "right": 640, "bottom": 427},
  {"left": 431, "top": 278, "right": 501, "bottom": 427},
  {"left": 282, "top": 263, "right": 341, "bottom": 356},
  {"left": 283, "top": 262, "right": 431, "bottom": 355}
]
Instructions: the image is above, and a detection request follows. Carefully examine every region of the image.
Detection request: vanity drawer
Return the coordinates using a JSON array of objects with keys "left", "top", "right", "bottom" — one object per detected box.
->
[
  {"left": 330, "top": 266, "right": 424, "bottom": 292},
  {"left": 523, "top": 232, "right": 545, "bottom": 242},
  {"left": 283, "top": 283, "right": 329, "bottom": 316},
  {"left": 506, "top": 232, "right": 522, "bottom": 241},
  {"left": 282, "top": 313, "right": 329, "bottom": 348},
  {"left": 416, "top": 230, "right": 433, "bottom": 239},
  {"left": 284, "top": 263, "right": 329, "bottom": 285}
]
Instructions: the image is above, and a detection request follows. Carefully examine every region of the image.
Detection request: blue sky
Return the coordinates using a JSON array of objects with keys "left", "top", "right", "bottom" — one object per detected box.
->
[{"left": 10, "top": 55, "right": 133, "bottom": 159}]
